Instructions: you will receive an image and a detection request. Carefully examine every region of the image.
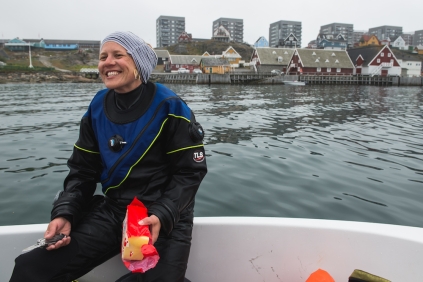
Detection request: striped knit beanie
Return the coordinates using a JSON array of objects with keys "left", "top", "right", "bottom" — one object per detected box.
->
[{"left": 101, "top": 31, "right": 157, "bottom": 84}]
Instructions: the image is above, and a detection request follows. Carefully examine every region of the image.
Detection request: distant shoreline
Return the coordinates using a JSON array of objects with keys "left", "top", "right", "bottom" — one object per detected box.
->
[{"left": 0, "top": 71, "right": 102, "bottom": 84}]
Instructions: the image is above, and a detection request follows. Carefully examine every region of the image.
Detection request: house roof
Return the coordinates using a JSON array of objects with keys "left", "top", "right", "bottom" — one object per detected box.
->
[
  {"left": 284, "top": 33, "right": 298, "bottom": 41},
  {"left": 8, "top": 37, "right": 26, "bottom": 44},
  {"left": 390, "top": 35, "right": 401, "bottom": 42},
  {"left": 254, "top": 47, "right": 295, "bottom": 66},
  {"left": 318, "top": 33, "right": 346, "bottom": 41},
  {"left": 169, "top": 55, "right": 204, "bottom": 65},
  {"left": 347, "top": 46, "right": 384, "bottom": 65},
  {"left": 200, "top": 57, "right": 231, "bottom": 66},
  {"left": 222, "top": 46, "right": 242, "bottom": 58},
  {"left": 255, "top": 36, "right": 266, "bottom": 43},
  {"left": 391, "top": 49, "right": 422, "bottom": 62},
  {"left": 297, "top": 49, "right": 354, "bottom": 68},
  {"left": 154, "top": 49, "right": 170, "bottom": 59},
  {"left": 213, "top": 25, "right": 232, "bottom": 41}
]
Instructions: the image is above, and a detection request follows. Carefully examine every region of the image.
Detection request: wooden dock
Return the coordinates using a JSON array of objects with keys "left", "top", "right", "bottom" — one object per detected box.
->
[
  {"left": 149, "top": 73, "right": 422, "bottom": 86},
  {"left": 299, "top": 75, "right": 394, "bottom": 86}
]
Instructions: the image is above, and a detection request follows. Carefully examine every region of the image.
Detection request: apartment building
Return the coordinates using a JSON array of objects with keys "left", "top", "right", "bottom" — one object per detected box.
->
[
  {"left": 401, "top": 33, "right": 414, "bottom": 46},
  {"left": 414, "top": 30, "right": 423, "bottom": 46},
  {"left": 212, "top": 18, "right": 244, "bottom": 43},
  {"left": 269, "top": 20, "right": 302, "bottom": 48},
  {"left": 368, "top": 25, "right": 402, "bottom": 41},
  {"left": 320, "top": 23, "right": 353, "bottom": 47},
  {"left": 156, "top": 16, "right": 185, "bottom": 47}
]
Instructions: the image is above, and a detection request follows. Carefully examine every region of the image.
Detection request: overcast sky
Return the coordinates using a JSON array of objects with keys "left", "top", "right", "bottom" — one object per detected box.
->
[{"left": 2, "top": 0, "right": 422, "bottom": 47}]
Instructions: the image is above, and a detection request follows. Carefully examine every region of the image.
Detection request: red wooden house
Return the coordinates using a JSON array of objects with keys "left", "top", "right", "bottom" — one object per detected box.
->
[
  {"left": 347, "top": 45, "right": 401, "bottom": 76},
  {"left": 287, "top": 49, "right": 355, "bottom": 75},
  {"left": 166, "top": 55, "right": 203, "bottom": 73}
]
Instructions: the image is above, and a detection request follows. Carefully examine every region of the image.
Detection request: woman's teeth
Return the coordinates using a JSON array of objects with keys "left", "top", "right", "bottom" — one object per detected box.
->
[{"left": 107, "top": 71, "right": 119, "bottom": 77}]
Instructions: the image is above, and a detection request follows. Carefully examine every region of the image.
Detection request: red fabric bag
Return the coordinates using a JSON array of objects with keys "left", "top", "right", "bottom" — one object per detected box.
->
[{"left": 121, "top": 197, "right": 160, "bottom": 273}]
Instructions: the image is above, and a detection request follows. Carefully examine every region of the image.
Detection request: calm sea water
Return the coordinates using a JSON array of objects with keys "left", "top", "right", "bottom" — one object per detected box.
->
[{"left": 0, "top": 83, "right": 422, "bottom": 228}]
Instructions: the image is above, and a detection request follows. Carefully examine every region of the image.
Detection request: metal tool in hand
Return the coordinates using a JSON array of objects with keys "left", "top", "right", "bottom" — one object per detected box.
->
[{"left": 22, "top": 233, "right": 66, "bottom": 253}]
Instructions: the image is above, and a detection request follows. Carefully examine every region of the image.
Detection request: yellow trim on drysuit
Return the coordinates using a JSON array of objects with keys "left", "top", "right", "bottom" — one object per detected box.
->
[
  {"left": 103, "top": 115, "right": 203, "bottom": 194},
  {"left": 74, "top": 144, "right": 100, "bottom": 154},
  {"left": 167, "top": 145, "right": 204, "bottom": 154},
  {"left": 73, "top": 114, "right": 203, "bottom": 194}
]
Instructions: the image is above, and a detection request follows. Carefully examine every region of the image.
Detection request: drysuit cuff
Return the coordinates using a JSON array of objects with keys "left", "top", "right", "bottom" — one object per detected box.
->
[
  {"left": 51, "top": 191, "right": 84, "bottom": 227},
  {"left": 148, "top": 199, "right": 179, "bottom": 235}
]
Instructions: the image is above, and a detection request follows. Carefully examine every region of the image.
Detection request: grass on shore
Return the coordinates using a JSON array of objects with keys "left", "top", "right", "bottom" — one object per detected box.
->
[{"left": 1, "top": 48, "right": 99, "bottom": 72}]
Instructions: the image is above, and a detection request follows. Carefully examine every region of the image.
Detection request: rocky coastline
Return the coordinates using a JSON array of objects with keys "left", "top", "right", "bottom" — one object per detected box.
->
[{"left": 0, "top": 71, "right": 102, "bottom": 84}]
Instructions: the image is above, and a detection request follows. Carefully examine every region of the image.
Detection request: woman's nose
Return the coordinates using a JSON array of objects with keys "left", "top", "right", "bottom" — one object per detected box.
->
[{"left": 103, "top": 55, "right": 115, "bottom": 65}]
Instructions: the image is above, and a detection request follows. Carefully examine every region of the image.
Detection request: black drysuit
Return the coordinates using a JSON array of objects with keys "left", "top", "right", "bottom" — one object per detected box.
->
[{"left": 10, "top": 81, "right": 207, "bottom": 282}]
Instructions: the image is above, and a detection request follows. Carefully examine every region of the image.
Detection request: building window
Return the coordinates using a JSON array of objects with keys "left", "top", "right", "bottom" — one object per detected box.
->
[
  {"left": 327, "top": 68, "right": 331, "bottom": 72},
  {"left": 377, "top": 59, "right": 380, "bottom": 63},
  {"left": 317, "top": 67, "right": 321, "bottom": 72},
  {"left": 381, "top": 53, "right": 384, "bottom": 57},
  {"left": 337, "top": 68, "right": 341, "bottom": 72},
  {"left": 388, "top": 53, "right": 391, "bottom": 57}
]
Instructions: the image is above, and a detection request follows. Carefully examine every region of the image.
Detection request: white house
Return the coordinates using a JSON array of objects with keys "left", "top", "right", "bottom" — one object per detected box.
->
[
  {"left": 391, "top": 36, "right": 407, "bottom": 50},
  {"left": 397, "top": 59, "right": 422, "bottom": 76},
  {"left": 393, "top": 50, "right": 422, "bottom": 77}
]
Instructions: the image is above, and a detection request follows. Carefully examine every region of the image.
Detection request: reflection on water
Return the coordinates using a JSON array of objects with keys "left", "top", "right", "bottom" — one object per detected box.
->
[{"left": 0, "top": 83, "right": 422, "bottom": 228}]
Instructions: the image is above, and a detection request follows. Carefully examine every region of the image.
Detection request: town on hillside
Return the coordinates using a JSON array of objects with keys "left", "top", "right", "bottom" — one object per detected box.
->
[{"left": 1, "top": 17, "right": 422, "bottom": 78}]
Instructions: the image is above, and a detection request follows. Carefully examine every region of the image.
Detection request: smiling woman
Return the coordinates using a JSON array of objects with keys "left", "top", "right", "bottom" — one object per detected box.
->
[
  {"left": 9, "top": 31, "right": 207, "bottom": 282},
  {"left": 99, "top": 42, "right": 142, "bottom": 93}
]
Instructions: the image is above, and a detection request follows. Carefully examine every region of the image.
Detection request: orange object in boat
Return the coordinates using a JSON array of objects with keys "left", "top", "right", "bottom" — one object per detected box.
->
[{"left": 306, "top": 269, "right": 335, "bottom": 282}]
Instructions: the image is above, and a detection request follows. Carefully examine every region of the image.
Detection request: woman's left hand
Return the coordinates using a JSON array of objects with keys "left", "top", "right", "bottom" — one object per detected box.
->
[{"left": 139, "top": 215, "right": 161, "bottom": 244}]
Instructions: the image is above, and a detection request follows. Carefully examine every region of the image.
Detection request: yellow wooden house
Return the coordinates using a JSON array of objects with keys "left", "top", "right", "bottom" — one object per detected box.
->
[
  {"left": 359, "top": 35, "right": 381, "bottom": 47},
  {"left": 222, "top": 46, "right": 242, "bottom": 65},
  {"left": 200, "top": 57, "right": 232, "bottom": 74}
]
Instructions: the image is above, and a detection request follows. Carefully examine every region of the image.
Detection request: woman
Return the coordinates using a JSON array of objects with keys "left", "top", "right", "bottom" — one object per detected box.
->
[{"left": 10, "top": 31, "right": 207, "bottom": 282}]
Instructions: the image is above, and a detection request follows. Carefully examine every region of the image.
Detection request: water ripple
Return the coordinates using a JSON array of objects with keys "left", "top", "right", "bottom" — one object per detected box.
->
[{"left": 0, "top": 83, "right": 422, "bottom": 228}]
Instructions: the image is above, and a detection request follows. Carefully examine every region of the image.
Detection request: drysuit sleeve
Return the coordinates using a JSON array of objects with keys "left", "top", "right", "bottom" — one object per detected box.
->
[
  {"left": 51, "top": 115, "right": 102, "bottom": 226},
  {"left": 147, "top": 111, "right": 207, "bottom": 235}
]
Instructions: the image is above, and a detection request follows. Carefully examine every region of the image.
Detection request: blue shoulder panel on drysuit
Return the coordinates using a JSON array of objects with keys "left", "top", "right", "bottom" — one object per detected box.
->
[{"left": 83, "top": 83, "right": 192, "bottom": 193}]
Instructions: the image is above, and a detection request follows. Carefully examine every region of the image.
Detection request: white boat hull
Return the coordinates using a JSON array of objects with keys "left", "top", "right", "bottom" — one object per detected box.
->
[{"left": 1, "top": 217, "right": 423, "bottom": 281}]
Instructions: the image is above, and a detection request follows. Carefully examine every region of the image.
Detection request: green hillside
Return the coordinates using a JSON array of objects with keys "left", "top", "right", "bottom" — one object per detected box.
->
[
  {"left": 157, "top": 40, "right": 255, "bottom": 61},
  {"left": 0, "top": 40, "right": 255, "bottom": 72}
]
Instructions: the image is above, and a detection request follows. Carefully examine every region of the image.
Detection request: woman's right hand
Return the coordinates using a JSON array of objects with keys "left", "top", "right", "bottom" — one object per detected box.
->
[{"left": 44, "top": 217, "right": 72, "bottom": 250}]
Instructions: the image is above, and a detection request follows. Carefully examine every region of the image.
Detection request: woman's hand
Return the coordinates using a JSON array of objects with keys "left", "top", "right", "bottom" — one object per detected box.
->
[
  {"left": 139, "top": 215, "right": 161, "bottom": 244},
  {"left": 44, "top": 217, "right": 72, "bottom": 250}
]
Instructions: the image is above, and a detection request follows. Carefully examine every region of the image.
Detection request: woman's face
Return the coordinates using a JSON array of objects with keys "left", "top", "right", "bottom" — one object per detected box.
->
[{"left": 98, "top": 42, "right": 142, "bottom": 93}]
